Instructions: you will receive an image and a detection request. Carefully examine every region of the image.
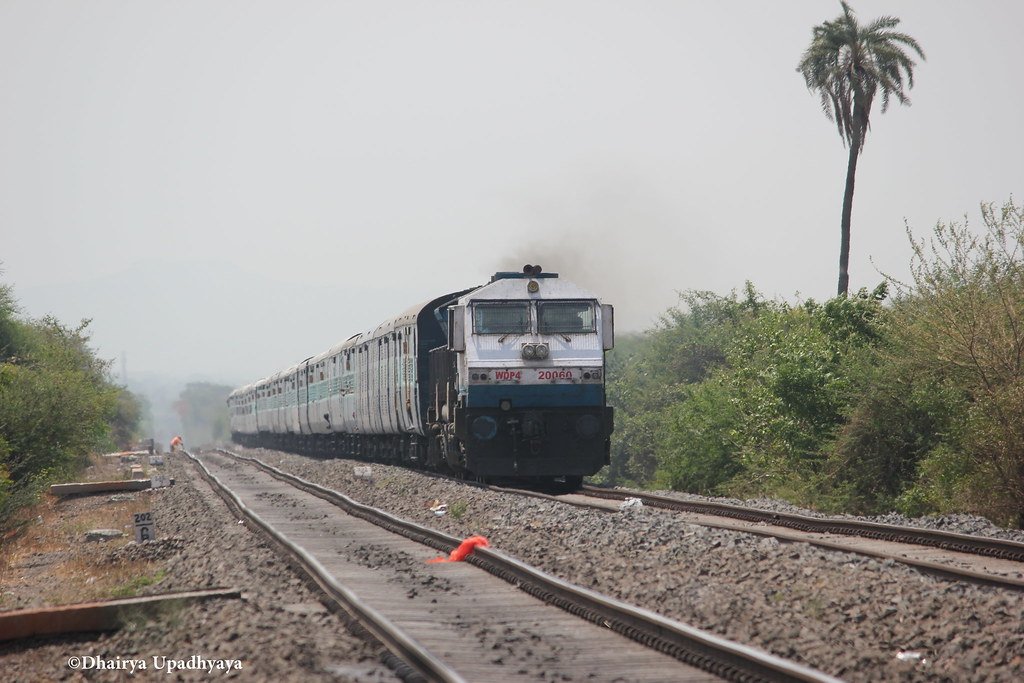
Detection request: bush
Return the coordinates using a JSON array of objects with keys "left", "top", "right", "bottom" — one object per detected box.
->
[
  {"left": 608, "top": 283, "right": 889, "bottom": 507},
  {"left": 602, "top": 287, "right": 762, "bottom": 486},
  {"left": 0, "top": 278, "right": 142, "bottom": 526},
  {"left": 654, "top": 375, "right": 743, "bottom": 493},
  {"left": 710, "top": 289, "right": 887, "bottom": 505},
  {"left": 889, "top": 199, "right": 1024, "bottom": 525},
  {"left": 604, "top": 199, "right": 1024, "bottom": 527},
  {"left": 825, "top": 357, "right": 962, "bottom": 513}
]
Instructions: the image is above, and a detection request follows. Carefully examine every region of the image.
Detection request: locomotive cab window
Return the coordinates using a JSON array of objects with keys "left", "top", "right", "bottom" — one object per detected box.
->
[
  {"left": 473, "top": 302, "right": 531, "bottom": 334},
  {"left": 538, "top": 301, "right": 596, "bottom": 334}
]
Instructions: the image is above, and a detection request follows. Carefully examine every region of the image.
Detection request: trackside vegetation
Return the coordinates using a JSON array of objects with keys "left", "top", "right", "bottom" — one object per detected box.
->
[
  {"left": 602, "top": 199, "right": 1024, "bottom": 528},
  {"left": 0, "top": 278, "right": 143, "bottom": 526}
]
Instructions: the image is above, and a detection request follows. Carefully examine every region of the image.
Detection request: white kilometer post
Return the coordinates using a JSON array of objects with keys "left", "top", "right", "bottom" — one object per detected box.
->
[{"left": 133, "top": 511, "right": 156, "bottom": 543}]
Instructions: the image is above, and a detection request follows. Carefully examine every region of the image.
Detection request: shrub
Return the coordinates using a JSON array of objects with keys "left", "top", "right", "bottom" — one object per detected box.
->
[
  {"left": 604, "top": 199, "right": 1024, "bottom": 527},
  {"left": 889, "top": 199, "right": 1024, "bottom": 525},
  {"left": 0, "top": 278, "right": 142, "bottom": 526}
]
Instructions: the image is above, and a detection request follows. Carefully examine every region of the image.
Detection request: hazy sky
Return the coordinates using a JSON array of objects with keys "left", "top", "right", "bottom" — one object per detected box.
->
[{"left": 2, "top": 1, "right": 1022, "bottom": 386}]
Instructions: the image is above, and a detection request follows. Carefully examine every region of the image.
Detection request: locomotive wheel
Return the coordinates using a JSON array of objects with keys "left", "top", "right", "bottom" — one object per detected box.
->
[{"left": 549, "top": 475, "right": 583, "bottom": 493}]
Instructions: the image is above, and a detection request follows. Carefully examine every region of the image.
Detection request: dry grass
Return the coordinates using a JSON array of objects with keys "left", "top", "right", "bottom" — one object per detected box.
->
[
  {"left": 44, "top": 554, "right": 164, "bottom": 604},
  {"left": 79, "top": 451, "right": 151, "bottom": 483},
  {"left": 0, "top": 453, "right": 166, "bottom": 609}
]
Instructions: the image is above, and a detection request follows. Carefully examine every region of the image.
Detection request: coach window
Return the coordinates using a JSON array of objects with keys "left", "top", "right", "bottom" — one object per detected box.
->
[
  {"left": 538, "top": 301, "right": 596, "bottom": 334},
  {"left": 473, "top": 302, "right": 531, "bottom": 334}
]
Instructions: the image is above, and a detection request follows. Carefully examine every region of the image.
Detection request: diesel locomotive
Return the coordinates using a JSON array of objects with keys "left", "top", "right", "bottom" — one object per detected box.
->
[{"left": 228, "top": 265, "right": 614, "bottom": 486}]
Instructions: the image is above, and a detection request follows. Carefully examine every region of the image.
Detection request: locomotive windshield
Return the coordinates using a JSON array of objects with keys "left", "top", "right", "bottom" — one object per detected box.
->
[
  {"left": 473, "top": 302, "right": 531, "bottom": 334},
  {"left": 538, "top": 301, "right": 595, "bottom": 334}
]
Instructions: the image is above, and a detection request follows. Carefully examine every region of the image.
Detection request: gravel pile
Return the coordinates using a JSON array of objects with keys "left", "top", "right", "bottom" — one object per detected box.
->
[
  {"left": 249, "top": 447, "right": 1024, "bottom": 682},
  {"left": 108, "top": 537, "right": 187, "bottom": 563},
  {"left": 1, "top": 455, "right": 399, "bottom": 682}
]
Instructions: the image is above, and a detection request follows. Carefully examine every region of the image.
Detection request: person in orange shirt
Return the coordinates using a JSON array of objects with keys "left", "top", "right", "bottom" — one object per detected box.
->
[{"left": 169, "top": 435, "right": 183, "bottom": 452}]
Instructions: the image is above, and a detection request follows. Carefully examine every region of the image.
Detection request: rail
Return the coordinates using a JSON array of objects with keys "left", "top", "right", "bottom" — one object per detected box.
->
[
  {"left": 213, "top": 449, "right": 840, "bottom": 683},
  {"left": 581, "top": 485, "right": 1024, "bottom": 562}
]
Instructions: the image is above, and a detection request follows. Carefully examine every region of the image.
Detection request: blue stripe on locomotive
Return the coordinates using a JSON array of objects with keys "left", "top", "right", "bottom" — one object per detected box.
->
[{"left": 467, "top": 384, "right": 604, "bottom": 408}]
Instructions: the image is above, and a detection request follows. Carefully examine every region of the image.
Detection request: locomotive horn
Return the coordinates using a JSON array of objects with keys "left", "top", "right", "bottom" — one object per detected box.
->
[{"left": 523, "top": 264, "right": 533, "bottom": 274}]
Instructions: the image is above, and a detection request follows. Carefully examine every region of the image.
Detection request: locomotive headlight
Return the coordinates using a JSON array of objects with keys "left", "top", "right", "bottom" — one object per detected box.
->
[
  {"left": 471, "top": 415, "right": 498, "bottom": 441},
  {"left": 575, "top": 414, "right": 601, "bottom": 439},
  {"left": 534, "top": 343, "right": 549, "bottom": 359},
  {"left": 522, "top": 344, "right": 537, "bottom": 359}
]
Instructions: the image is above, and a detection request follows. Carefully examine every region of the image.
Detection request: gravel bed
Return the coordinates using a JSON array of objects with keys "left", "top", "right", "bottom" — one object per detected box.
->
[
  {"left": 246, "top": 447, "right": 1024, "bottom": 682},
  {"left": 638, "top": 490, "right": 1024, "bottom": 544},
  {"left": 1, "top": 454, "right": 398, "bottom": 682}
]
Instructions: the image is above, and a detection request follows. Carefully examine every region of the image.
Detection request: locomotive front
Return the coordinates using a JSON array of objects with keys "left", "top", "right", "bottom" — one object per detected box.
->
[{"left": 445, "top": 266, "right": 614, "bottom": 484}]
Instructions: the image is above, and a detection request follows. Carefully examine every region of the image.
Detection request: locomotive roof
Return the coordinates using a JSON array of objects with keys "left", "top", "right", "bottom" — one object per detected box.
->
[
  {"left": 230, "top": 275, "right": 601, "bottom": 395},
  {"left": 457, "top": 275, "right": 600, "bottom": 303}
]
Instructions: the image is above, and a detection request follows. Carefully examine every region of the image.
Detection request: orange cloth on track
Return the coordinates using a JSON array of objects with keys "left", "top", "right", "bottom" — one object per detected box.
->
[{"left": 427, "top": 535, "right": 490, "bottom": 563}]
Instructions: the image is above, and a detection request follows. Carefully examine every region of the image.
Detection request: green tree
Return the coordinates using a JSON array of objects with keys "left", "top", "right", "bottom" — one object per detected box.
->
[
  {"left": 0, "top": 271, "right": 146, "bottom": 525},
  {"left": 826, "top": 348, "right": 961, "bottom": 514},
  {"left": 0, "top": 281, "right": 19, "bottom": 358},
  {"left": 109, "top": 387, "right": 145, "bottom": 450},
  {"left": 602, "top": 288, "right": 757, "bottom": 486},
  {"left": 0, "top": 311, "right": 128, "bottom": 524},
  {"left": 703, "top": 289, "right": 887, "bottom": 504},
  {"left": 891, "top": 199, "right": 1024, "bottom": 525},
  {"left": 609, "top": 282, "right": 889, "bottom": 507},
  {"left": 798, "top": 1, "right": 924, "bottom": 296}
]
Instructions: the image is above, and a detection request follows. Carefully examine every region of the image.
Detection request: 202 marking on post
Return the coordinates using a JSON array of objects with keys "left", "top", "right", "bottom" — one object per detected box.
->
[{"left": 133, "top": 511, "right": 156, "bottom": 543}]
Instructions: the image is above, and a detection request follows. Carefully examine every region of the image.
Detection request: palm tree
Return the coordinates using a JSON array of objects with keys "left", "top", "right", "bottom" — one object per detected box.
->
[{"left": 798, "top": 2, "right": 924, "bottom": 296}]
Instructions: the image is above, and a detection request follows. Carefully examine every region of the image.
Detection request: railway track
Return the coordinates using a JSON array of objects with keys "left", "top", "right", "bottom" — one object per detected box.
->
[
  {"left": 190, "top": 449, "right": 838, "bottom": 683},
  {"left": 488, "top": 483, "right": 1024, "bottom": 592}
]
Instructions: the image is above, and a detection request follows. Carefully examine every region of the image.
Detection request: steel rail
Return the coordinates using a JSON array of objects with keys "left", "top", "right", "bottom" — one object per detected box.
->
[
  {"left": 487, "top": 483, "right": 1024, "bottom": 592},
  {"left": 185, "top": 450, "right": 465, "bottom": 683},
  {"left": 216, "top": 449, "right": 840, "bottom": 683},
  {"left": 580, "top": 485, "right": 1024, "bottom": 562}
]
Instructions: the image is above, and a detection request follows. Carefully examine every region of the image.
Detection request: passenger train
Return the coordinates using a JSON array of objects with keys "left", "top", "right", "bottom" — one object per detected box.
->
[{"left": 227, "top": 265, "right": 614, "bottom": 487}]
